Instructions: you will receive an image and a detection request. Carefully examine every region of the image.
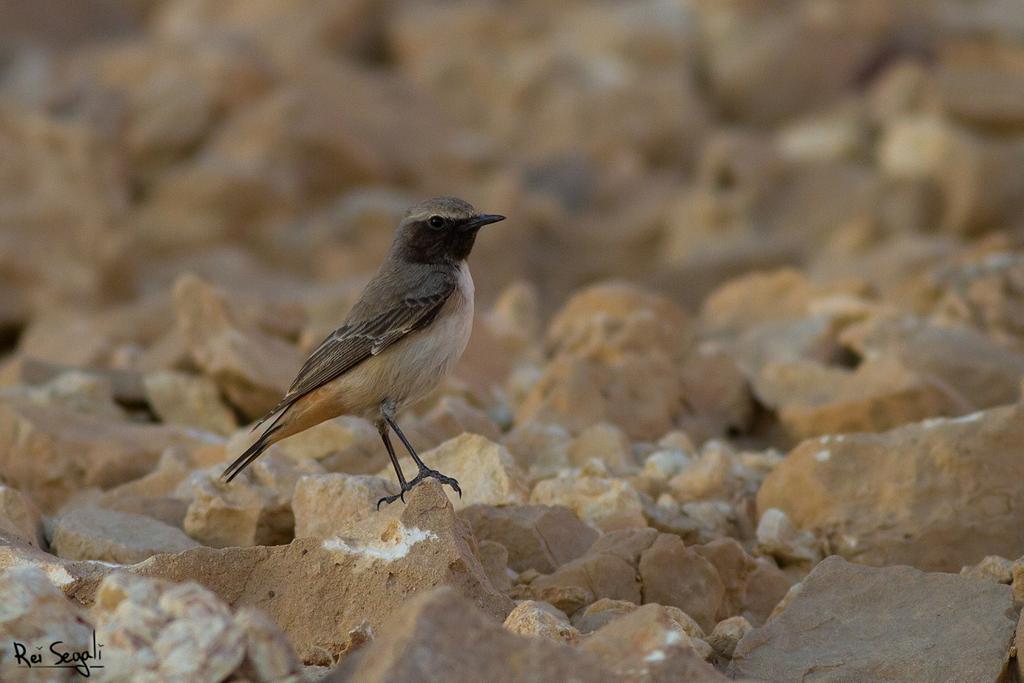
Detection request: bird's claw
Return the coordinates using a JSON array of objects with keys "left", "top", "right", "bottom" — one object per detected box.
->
[{"left": 375, "top": 469, "right": 462, "bottom": 510}]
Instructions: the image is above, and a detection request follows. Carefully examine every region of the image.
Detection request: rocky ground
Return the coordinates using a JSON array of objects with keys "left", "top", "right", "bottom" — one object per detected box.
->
[{"left": 2, "top": 0, "right": 1024, "bottom": 681}]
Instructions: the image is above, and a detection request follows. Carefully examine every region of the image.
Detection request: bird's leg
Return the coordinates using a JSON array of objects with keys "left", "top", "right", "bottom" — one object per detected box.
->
[
  {"left": 381, "top": 402, "right": 462, "bottom": 499},
  {"left": 376, "top": 420, "right": 411, "bottom": 509}
]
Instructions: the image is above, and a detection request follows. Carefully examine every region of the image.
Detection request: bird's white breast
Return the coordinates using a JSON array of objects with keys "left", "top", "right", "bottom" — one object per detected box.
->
[{"left": 336, "top": 261, "right": 475, "bottom": 416}]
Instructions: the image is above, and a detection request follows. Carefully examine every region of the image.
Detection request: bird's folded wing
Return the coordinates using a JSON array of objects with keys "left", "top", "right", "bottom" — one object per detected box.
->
[{"left": 257, "top": 276, "right": 456, "bottom": 423}]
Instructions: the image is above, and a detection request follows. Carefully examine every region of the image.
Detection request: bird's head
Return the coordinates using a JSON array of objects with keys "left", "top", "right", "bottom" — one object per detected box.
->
[{"left": 393, "top": 197, "right": 505, "bottom": 264}]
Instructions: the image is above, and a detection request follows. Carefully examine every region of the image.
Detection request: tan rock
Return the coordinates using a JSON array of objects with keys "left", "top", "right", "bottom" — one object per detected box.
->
[
  {"left": 755, "top": 508, "right": 823, "bottom": 567},
  {"left": 752, "top": 355, "right": 963, "bottom": 442},
  {"left": 49, "top": 505, "right": 199, "bottom": 564},
  {"left": 0, "top": 485, "right": 46, "bottom": 549},
  {"left": 638, "top": 533, "right": 724, "bottom": 633},
  {"left": 235, "top": 607, "right": 304, "bottom": 683},
  {"left": 707, "top": 616, "right": 752, "bottom": 660},
  {"left": 377, "top": 433, "right": 529, "bottom": 510},
  {"left": 568, "top": 422, "right": 637, "bottom": 474},
  {"left": 570, "top": 598, "right": 639, "bottom": 634},
  {"left": 459, "top": 504, "right": 598, "bottom": 574},
  {"left": 142, "top": 370, "right": 237, "bottom": 436},
  {"left": 531, "top": 474, "right": 646, "bottom": 532},
  {"left": 502, "top": 421, "right": 571, "bottom": 481},
  {"left": 180, "top": 471, "right": 267, "bottom": 548},
  {"left": 580, "top": 604, "right": 727, "bottom": 682},
  {"left": 292, "top": 473, "right": 392, "bottom": 539},
  {"left": 758, "top": 403, "right": 1024, "bottom": 571},
  {"left": 0, "top": 398, "right": 207, "bottom": 512},
  {"left": 503, "top": 600, "right": 579, "bottom": 644},
  {"left": 731, "top": 557, "right": 1017, "bottom": 682},
  {"left": 742, "top": 558, "right": 793, "bottom": 626},
  {"left": 530, "top": 529, "right": 659, "bottom": 615},
  {"left": 0, "top": 370, "right": 125, "bottom": 418},
  {"left": 92, "top": 573, "right": 265, "bottom": 682},
  {"left": 667, "top": 442, "right": 742, "bottom": 503},
  {"left": 117, "top": 482, "right": 512, "bottom": 664},
  {"left": 267, "top": 415, "right": 386, "bottom": 475},
  {"left": 327, "top": 587, "right": 610, "bottom": 682},
  {"left": 173, "top": 273, "right": 304, "bottom": 419},
  {"left": 961, "top": 555, "right": 1014, "bottom": 584},
  {"left": 478, "top": 539, "right": 512, "bottom": 593},
  {"left": 0, "top": 567, "right": 94, "bottom": 682},
  {"left": 692, "top": 538, "right": 758, "bottom": 622}
]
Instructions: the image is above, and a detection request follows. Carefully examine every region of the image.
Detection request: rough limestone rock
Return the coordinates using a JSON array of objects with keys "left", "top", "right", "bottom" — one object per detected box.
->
[
  {"left": 142, "top": 369, "right": 238, "bottom": 436},
  {"left": 502, "top": 600, "right": 579, "bottom": 644},
  {"left": 707, "top": 615, "right": 752, "bottom": 660},
  {"left": 49, "top": 505, "right": 199, "bottom": 564},
  {"left": 327, "top": 587, "right": 611, "bottom": 683},
  {"left": 0, "top": 534, "right": 114, "bottom": 602},
  {"left": 292, "top": 473, "right": 393, "bottom": 538},
  {"left": 115, "top": 482, "right": 512, "bottom": 664},
  {"left": 0, "top": 484, "right": 46, "bottom": 549},
  {"left": 731, "top": 556, "right": 1017, "bottom": 682},
  {"left": 567, "top": 422, "right": 637, "bottom": 474},
  {"left": 377, "top": 433, "right": 529, "bottom": 511},
  {"left": 0, "top": 398, "right": 206, "bottom": 512},
  {"left": 580, "top": 604, "right": 726, "bottom": 682},
  {"left": 459, "top": 504, "right": 598, "bottom": 574},
  {"left": 173, "top": 273, "right": 304, "bottom": 419},
  {"left": 531, "top": 474, "right": 646, "bottom": 532},
  {"left": 638, "top": 533, "right": 724, "bottom": 632},
  {"left": 758, "top": 403, "right": 1024, "bottom": 571},
  {"left": 530, "top": 529, "right": 658, "bottom": 615},
  {"left": 571, "top": 598, "right": 640, "bottom": 634},
  {"left": 92, "top": 573, "right": 302, "bottom": 683},
  {"left": 0, "top": 567, "right": 94, "bottom": 682}
]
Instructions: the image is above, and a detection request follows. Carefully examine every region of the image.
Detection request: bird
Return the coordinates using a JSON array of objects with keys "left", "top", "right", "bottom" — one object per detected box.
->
[{"left": 220, "top": 197, "right": 505, "bottom": 507}]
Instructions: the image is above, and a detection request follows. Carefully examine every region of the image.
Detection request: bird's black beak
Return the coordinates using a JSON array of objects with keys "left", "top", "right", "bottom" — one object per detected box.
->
[{"left": 463, "top": 214, "right": 506, "bottom": 231}]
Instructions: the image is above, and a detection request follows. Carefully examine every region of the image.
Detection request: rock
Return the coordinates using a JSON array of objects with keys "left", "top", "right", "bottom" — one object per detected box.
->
[
  {"left": 531, "top": 474, "right": 646, "bottom": 532},
  {"left": 517, "top": 282, "right": 691, "bottom": 440},
  {"left": 754, "top": 508, "right": 823, "bottom": 567},
  {"left": 0, "top": 398, "right": 208, "bottom": 512},
  {"left": 677, "top": 348, "right": 755, "bottom": 440},
  {"left": 707, "top": 616, "right": 752, "bottom": 660},
  {"left": 731, "top": 556, "right": 1017, "bottom": 682},
  {"left": 502, "top": 600, "right": 579, "bottom": 644},
  {"left": 234, "top": 607, "right": 304, "bottom": 683},
  {"left": 691, "top": 538, "right": 758, "bottom": 622},
  {"left": 93, "top": 574, "right": 246, "bottom": 681},
  {"left": 173, "top": 273, "right": 304, "bottom": 420},
  {"left": 49, "top": 505, "right": 199, "bottom": 564},
  {"left": 502, "top": 421, "right": 571, "bottom": 481},
  {"left": 292, "top": 473, "right": 392, "bottom": 539},
  {"left": 580, "top": 604, "right": 726, "bottom": 682},
  {"left": 839, "top": 315, "right": 1024, "bottom": 412},
  {"left": 460, "top": 504, "right": 597, "bottom": 574},
  {"left": 402, "top": 395, "right": 503, "bottom": 448},
  {"left": 268, "top": 415, "right": 386, "bottom": 475},
  {"left": 742, "top": 558, "right": 793, "bottom": 626},
  {"left": 92, "top": 572, "right": 301, "bottom": 682},
  {"left": 700, "top": 269, "right": 819, "bottom": 338},
  {"left": 478, "top": 539, "right": 512, "bottom": 593},
  {"left": 118, "top": 482, "right": 512, "bottom": 664},
  {"left": 0, "top": 567, "right": 94, "bottom": 682},
  {"left": 326, "top": 587, "right": 610, "bottom": 683},
  {"left": 0, "top": 485, "right": 46, "bottom": 549},
  {"left": 667, "top": 442, "right": 743, "bottom": 503},
  {"left": 637, "top": 533, "right": 724, "bottom": 632},
  {"left": 570, "top": 598, "right": 639, "bottom": 634},
  {"left": 142, "top": 370, "right": 238, "bottom": 436},
  {"left": 530, "top": 529, "right": 658, "bottom": 615},
  {"left": 0, "top": 370, "right": 125, "bottom": 418},
  {"left": 377, "top": 433, "right": 529, "bottom": 510},
  {"left": 567, "top": 422, "right": 637, "bottom": 474},
  {"left": 961, "top": 555, "right": 1014, "bottom": 584},
  {"left": 179, "top": 470, "right": 271, "bottom": 548},
  {"left": 751, "top": 355, "right": 963, "bottom": 442},
  {"left": 758, "top": 403, "right": 1024, "bottom": 571}
]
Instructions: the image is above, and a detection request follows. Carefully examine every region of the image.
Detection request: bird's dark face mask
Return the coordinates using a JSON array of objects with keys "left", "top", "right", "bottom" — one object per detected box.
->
[{"left": 401, "top": 213, "right": 505, "bottom": 263}]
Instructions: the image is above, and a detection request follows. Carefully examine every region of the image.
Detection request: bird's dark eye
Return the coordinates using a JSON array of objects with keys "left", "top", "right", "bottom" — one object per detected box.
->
[{"left": 428, "top": 215, "right": 445, "bottom": 229}]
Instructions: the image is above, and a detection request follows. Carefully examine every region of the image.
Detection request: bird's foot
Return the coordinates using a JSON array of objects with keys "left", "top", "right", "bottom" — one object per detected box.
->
[
  {"left": 409, "top": 467, "right": 462, "bottom": 498},
  {"left": 375, "top": 468, "right": 462, "bottom": 509}
]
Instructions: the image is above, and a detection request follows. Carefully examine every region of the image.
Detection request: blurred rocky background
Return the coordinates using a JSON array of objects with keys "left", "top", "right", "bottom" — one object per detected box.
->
[{"left": 2, "top": 0, "right": 1024, "bottom": 681}]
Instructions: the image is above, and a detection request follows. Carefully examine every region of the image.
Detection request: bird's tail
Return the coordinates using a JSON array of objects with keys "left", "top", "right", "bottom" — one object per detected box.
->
[{"left": 221, "top": 417, "right": 286, "bottom": 483}]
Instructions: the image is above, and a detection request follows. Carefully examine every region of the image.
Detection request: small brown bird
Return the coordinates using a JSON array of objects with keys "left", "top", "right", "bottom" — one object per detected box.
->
[{"left": 221, "top": 197, "right": 505, "bottom": 507}]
